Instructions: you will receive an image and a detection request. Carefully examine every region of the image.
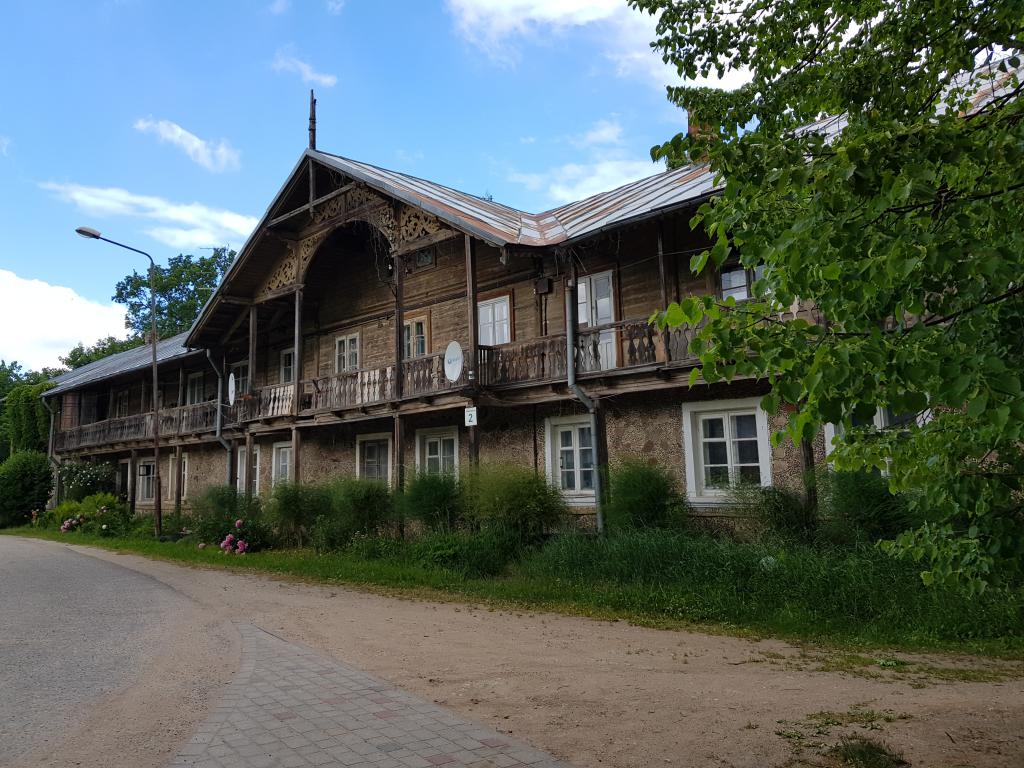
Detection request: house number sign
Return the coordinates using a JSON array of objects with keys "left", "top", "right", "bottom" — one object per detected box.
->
[{"left": 464, "top": 406, "right": 478, "bottom": 427}]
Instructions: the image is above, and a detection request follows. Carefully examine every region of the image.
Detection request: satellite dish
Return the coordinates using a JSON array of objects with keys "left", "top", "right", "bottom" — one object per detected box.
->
[
  {"left": 443, "top": 341, "right": 464, "bottom": 383},
  {"left": 227, "top": 372, "right": 236, "bottom": 406}
]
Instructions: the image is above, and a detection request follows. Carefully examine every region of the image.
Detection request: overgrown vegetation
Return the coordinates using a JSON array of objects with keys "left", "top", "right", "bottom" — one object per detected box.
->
[
  {"left": 0, "top": 451, "right": 52, "bottom": 527},
  {"left": 603, "top": 458, "right": 688, "bottom": 531},
  {"left": 59, "top": 460, "right": 116, "bottom": 501}
]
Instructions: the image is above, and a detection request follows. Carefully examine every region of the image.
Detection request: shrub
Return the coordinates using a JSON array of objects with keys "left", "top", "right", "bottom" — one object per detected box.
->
[
  {"left": 817, "top": 469, "right": 919, "bottom": 542},
  {"left": 461, "top": 465, "right": 567, "bottom": 543},
  {"left": 410, "top": 531, "right": 521, "bottom": 578},
  {"left": 0, "top": 451, "right": 53, "bottom": 527},
  {"left": 266, "top": 482, "right": 334, "bottom": 547},
  {"left": 730, "top": 484, "right": 817, "bottom": 541},
  {"left": 604, "top": 458, "right": 688, "bottom": 530},
  {"left": 399, "top": 473, "right": 462, "bottom": 533},
  {"left": 78, "top": 492, "right": 130, "bottom": 536},
  {"left": 310, "top": 479, "right": 393, "bottom": 553},
  {"left": 189, "top": 486, "right": 271, "bottom": 549},
  {"left": 59, "top": 460, "right": 116, "bottom": 501}
]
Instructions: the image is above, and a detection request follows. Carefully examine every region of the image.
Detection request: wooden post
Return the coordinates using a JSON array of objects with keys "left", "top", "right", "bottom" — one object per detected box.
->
[
  {"left": 174, "top": 444, "right": 184, "bottom": 518},
  {"left": 464, "top": 235, "right": 479, "bottom": 466},
  {"left": 228, "top": 438, "right": 239, "bottom": 490},
  {"left": 128, "top": 449, "right": 138, "bottom": 518},
  {"left": 292, "top": 287, "right": 303, "bottom": 415},
  {"left": 244, "top": 431, "right": 255, "bottom": 499},
  {"left": 393, "top": 413, "right": 405, "bottom": 538},
  {"left": 248, "top": 306, "right": 258, "bottom": 395},
  {"left": 291, "top": 426, "right": 301, "bottom": 485},
  {"left": 177, "top": 365, "right": 185, "bottom": 409},
  {"left": 656, "top": 220, "right": 672, "bottom": 362},
  {"left": 593, "top": 404, "right": 610, "bottom": 524},
  {"left": 393, "top": 250, "right": 405, "bottom": 400}
]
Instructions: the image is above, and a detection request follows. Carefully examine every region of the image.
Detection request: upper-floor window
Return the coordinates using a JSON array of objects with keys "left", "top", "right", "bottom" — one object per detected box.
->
[
  {"left": 280, "top": 348, "right": 295, "bottom": 384},
  {"left": 404, "top": 318, "right": 428, "bottom": 359},
  {"left": 720, "top": 264, "right": 766, "bottom": 302},
  {"left": 113, "top": 389, "right": 129, "bottom": 419},
  {"left": 231, "top": 362, "right": 249, "bottom": 396},
  {"left": 478, "top": 296, "right": 511, "bottom": 346},
  {"left": 335, "top": 333, "right": 360, "bottom": 373},
  {"left": 186, "top": 372, "right": 205, "bottom": 405},
  {"left": 576, "top": 272, "right": 616, "bottom": 371}
]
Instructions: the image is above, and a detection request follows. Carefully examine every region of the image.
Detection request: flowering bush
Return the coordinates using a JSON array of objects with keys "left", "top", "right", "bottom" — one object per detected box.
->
[
  {"left": 61, "top": 515, "right": 85, "bottom": 533},
  {"left": 218, "top": 519, "right": 254, "bottom": 554}
]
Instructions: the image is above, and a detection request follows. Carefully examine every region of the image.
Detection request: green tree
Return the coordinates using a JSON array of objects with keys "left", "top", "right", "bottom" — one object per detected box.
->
[
  {"left": 113, "top": 247, "right": 234, "bottom": 337},
  {"left": 60, "top": 336, "right": 143, "bottom": 369},
  {"left": 632, "top": 0, "right": 1024, "bottom": 591},
  {"left": 0, "top": 360, "right": 27, "bottom": 462},
  {"left": 3, "top": 381, "right": 54, "bottom": 453}
]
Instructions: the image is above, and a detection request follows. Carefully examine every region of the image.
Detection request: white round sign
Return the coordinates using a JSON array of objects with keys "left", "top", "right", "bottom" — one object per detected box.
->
[
  {"left": 227, "top": 372, "right": 237, "bottom": 406},
  {"left": 443, "top": 341, "right": 464, "bottom": 383}
]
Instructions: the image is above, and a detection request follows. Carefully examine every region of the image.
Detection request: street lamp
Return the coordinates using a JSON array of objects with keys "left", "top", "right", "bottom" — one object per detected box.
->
[{"left": 75, "top": 226, "right": 163, "bottom": 537}]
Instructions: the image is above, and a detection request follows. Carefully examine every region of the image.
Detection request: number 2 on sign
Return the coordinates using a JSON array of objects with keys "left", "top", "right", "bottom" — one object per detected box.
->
[{"left": 464, "top": 407, "right": 478, "bottom": 427}]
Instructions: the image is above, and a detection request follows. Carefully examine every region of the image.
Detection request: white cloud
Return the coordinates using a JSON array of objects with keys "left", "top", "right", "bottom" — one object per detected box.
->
[
  {"left": 0, "top": 269, "right": 128, "bottom": 371},
  {"left": 40, "top": 182, "right": 257, "bottom": 250},
  {"left": 446, "top": 0, "right": 750, "bottom": 91},
  {"left": 574, "top": 117, "right": 624, "bottom": 147},
  {"left": 326, "top": 0, "right": 345, "bottom": 13},
  {"left": 134, "top": 118, "right": 240, "bottom": 173},
  {"left": 272, "top": 50, "right": 338, "bottom": 87},
  {"left": 522, "top": 158, "right": 660, "bottom": 206},
  {"left": 0, "top": 136, "right": 9, "bottom": 156},
  {"left": 268, "top": 0, "right": 290, "bottom": 14}
]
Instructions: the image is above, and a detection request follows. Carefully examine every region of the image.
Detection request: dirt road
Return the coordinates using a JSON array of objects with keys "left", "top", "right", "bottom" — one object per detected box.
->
[{"left": 8, "top": 537, "right": 1023, "bottom": 767}]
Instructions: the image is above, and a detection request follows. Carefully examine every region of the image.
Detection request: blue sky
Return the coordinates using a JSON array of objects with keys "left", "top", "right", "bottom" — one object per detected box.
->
[{"left": 0, "top": 0, "right": 719, "bottom": 370}]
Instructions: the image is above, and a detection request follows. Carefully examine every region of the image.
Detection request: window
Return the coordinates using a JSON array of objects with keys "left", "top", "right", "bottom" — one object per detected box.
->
[
  {"left": 236, "top": 446, "right": 261, "bottom": 495},
  {"left": 169, "top": 452, "right": 189, "bottom": 500},
  {"left": 413, "top": 248, "right": 435, "bottom": 269},
  {"left": 403, "top": 318, "right": 428, "bottom": 359},
  {"left": 416, "top": 429, "right": 457, "bottom": 475},
  {"left": 138, "top": 460, "right": 156, "bottom": 502},
  {"left": 186, "top": 372, "right": 205, "bottom": 405},
  {"left": 824, "top": 407, "right": 929, "bottom": 458},
  {"left": 231, "top": 362, "right": 249, "bottom": 396},
  {"left": 272, "top": 442, "right": 292, "bottom": 486},
  {"left": 545, "top": 416, "right": 597, "bottom": 505},
  {"left": 335, "top": 333, "right": 360, "bottom": 373},
  {"left": 357, "top": 434, "right": 391, "bottom": 484},
  {"left": 576, "top": 271, "right": 615, "bottom": 370},
  {"left": 477, "top": 296, "right": 511, "bottom": 346},
  {"left": 113, "top": 389, "right": 129, "bottom": 418},
  {"left": 682, "top": 397, "right": 772, "bottom": 504},
  {"left": 720, "top": 264, "right": 766, "bottom": 302},
  {"left": 280, "top": 348, "right": 295, "bottom": 384}
]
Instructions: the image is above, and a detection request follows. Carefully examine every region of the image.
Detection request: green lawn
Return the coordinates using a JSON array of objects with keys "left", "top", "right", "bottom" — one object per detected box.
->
[{"left": 6, "top": 526, "right": 1023, "bottom": 659}]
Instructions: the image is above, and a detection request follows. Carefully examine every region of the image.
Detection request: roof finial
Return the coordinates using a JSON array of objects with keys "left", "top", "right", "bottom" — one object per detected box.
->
[{"left": 308, "top": 89, "right": 317, "bottom": 150}]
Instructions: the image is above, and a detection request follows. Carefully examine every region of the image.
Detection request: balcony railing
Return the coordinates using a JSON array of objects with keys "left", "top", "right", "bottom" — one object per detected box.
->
[
  {"left": 306, "top": 366, "right": 396, "bottom": 412},
  {"left": 403, "top": 353, "right": 468, "bottom": 398},
  {"left": 54, "top": 404, "right": 226, "bottom": 452},
  {"left": 478, "top": 336, "right": 568, "bottom": 387}
]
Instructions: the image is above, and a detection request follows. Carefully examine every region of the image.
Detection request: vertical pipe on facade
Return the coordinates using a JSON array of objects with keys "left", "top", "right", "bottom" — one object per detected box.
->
[{"left": 564, "top": 263, "right": 605, "bottom": 533}]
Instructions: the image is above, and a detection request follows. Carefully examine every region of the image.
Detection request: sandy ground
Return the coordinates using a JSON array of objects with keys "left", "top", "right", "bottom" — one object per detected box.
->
[{"left": 20, "top": 540, "right": 1024, "bottom": 768}]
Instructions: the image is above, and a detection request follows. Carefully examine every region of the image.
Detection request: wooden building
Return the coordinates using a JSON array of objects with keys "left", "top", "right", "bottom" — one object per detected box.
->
[{"left": 44, "top": 133, "right": 822, "bottom": 523}]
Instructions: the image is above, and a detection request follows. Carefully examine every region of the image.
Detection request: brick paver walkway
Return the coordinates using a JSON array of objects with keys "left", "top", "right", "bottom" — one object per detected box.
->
[{"left": 169, "top": 624, "right": 573, "bottom": 768}]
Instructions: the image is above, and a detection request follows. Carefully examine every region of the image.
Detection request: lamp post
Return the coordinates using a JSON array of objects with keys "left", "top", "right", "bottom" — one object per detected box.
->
[{"left": 75, "top": 226, "right": 163, "bottom": 537}]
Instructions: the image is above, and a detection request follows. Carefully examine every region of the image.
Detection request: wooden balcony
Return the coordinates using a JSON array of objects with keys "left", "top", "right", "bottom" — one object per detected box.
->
[
  {"left": 54, "top": 402, "right": 228, "bottom": 452},
  {"left": 306, "top": 366, "right": 396, "bottom": 412}
]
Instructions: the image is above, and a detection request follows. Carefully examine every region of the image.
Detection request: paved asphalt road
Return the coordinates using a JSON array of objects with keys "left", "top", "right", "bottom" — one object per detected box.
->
[{"left": 0, "top": 536, "right": 187, "bottom": 763}]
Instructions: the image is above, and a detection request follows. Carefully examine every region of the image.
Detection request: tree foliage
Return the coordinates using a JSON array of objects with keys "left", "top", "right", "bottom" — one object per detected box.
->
[
  {"left": 0, "top": 451, "right": 53, "bottom": 527},
  {"left": 2, "top": 381, "right": 53, "bottom": 453},
  {"left": 60, "top": 336, "right": 143, "bottom": 369},
  {"left": 113, "top": 247, "right": 233, "bottom": 337},
  {"left": 632, "top": 0, "right": 1024, "bottom": 591}
]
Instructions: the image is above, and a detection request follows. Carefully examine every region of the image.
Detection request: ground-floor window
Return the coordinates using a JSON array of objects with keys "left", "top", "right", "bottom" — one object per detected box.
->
[
  {"left": 272, "top": 442, "right": 292, "bottom": 486},
  {"left": 138, "top": 460, "right": 156, "bottom": 502},
  {"left": 236, "top": 445, "right": 261, "bottom": 494},
  {"left": 169, "top": 452, "right": 189, "bottom": 499},
  {"left": 682, "top": 397, "right": 772, "bottom": 505},
  {"left": 545, "top": 415, "right": 596, "bottom": 505},
  {"left": 416, "top": 429, "right": 457, "bottom": 475},
  {"left": 357, "top": 434, "right": 391, "bottom": 484}
]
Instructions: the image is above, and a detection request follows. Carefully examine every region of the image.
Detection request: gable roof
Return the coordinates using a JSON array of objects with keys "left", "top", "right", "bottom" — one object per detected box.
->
[{"left": 45, "top": 331, "right": 200, "bottom": 397}]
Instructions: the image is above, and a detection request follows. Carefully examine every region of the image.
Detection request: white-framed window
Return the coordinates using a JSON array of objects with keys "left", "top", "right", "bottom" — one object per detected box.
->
[
  {"left": 272, "top": 442, "right": 293, "bottom": 486},
  {"left": 113, "top": 389, "right": 130, "bottom": 418},
  {"left": 186, "top": 371, "right": 205, "bottom": 405},
  {"left": 335, "top": 333, "right": 360, "bottom": 373},
  {"left": 415, "top": 428, "right": 458, "bottom": 476},
  {"left": 403, "top": 317, "right": 428, "bottom": 359},
  {"left": 720, "top": 263, "right": 766, "bottom": 302},
  {"left": 231, "top": 362, "right": 250, "bottom": 395},
  {"left": 478, "top": 296, "right": 511, "bottom": 346},
  {"left": 280, "top": 348, "right": 295, "bottom": 384},
  {"left": 357, "top": 433, "right": 392, "bottom": 484},
  {"left": 236, "top": 445, "right": 261, "bottom": 495},
  {"left": 138, "top": 460, "right": 156, "bottom": 502},
  {"left": 545, "top": 415, "right": 597, "bottom": 505},
  {"left": 681, "top": 397, "right": 772, "bottom": 505},
  {"left": 169, "top": 452, "right": 189, "bottom": 500},
  {"left": 576, "top": 271, "right": 616, "bottom": 370},
  {"left": 824, "top": 407, "right": 930, "bottom": 459}
]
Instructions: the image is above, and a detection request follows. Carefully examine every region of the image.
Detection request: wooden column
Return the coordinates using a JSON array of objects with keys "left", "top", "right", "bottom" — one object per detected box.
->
[
  {"left": 128, "top": 449, "right": 138, "bottom": 518},
  {"left": 393, "top": 413, "right": 405, "bottom": 538},
  {"left": 173, "top": 444, "right": 184, "bottom": 518},
  {"left": 248, "top": 306, "right": 258, "bottom": 395},
  {"left": 593, "top": 404, "right": 610, "bottom": 530},
  {"left": 292, "top": 287, "right": 303, "bottom": 415},
  {"left": 656, "top": 220, "right": 672, "bottom": 362},
  {"left": 228, "top": 438, "right": 239, "bottom": 490},
  {"left": 291, "top": 426, "right": 301, "bottom": 485},
  {"left": 464, "top": 235, "right": 479, "bottom": 466},
  {"left": 393, "top": 250, "right": 405, "bottom": 400},
  {"left": 244, "top": 431, "right": 255, "bottom": 499},
  {"left": 177, "top": 365, "right": 185, "bottom": 409}
]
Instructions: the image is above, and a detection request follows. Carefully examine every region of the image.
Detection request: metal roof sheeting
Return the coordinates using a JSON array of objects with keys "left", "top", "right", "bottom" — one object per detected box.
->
[{"left": 46, "top": 332, "right": 199, "bottom": 397}]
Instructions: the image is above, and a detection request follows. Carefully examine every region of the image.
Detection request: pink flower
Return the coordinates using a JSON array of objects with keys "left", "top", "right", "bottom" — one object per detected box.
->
[
  {"left": 225, "top": 533, "right": 235, "bottom": 543},
  {"left": 235, "top": 519, "right": 244, "bottom": 529},
  {"left": 235, "top": 540, "right": 248, "bottom": 554}
]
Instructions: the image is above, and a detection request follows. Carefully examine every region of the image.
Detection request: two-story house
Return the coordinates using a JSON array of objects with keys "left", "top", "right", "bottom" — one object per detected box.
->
[{"left": 44, "top": 137, "right": 821, "bottom": 522}]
